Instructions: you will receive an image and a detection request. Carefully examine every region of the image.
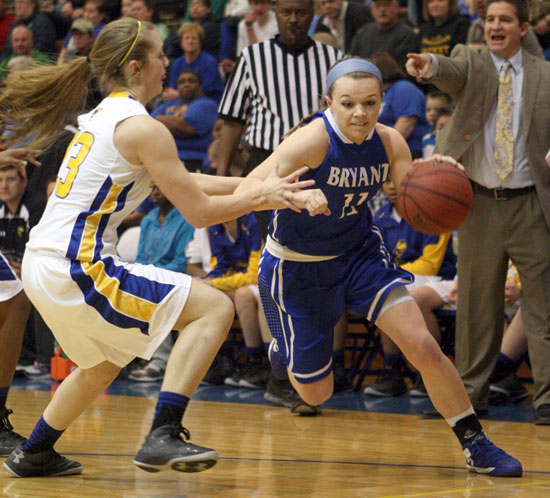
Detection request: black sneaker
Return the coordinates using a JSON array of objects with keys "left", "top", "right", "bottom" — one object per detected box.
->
[
  {"left": 0, "top": 408, "right": 26, "bottom": 456},
  {"left": 489, "top": 373, "right": 529, "bottom": 405},
  {"left": 333, "top": 356, "right": 352, "bottom": 393},
  {"left": 535, "top": 404, "right": 550, "bottom": 425},
  {"left": 133, "top": 424, "right": 218, "bottom": 473},
  {"left": 363, "top": 365, "right": 407, "bottom": 397},
  {"left": 409, "top": 375, "right": 428, "bottom": 398},
  {"left": 3, "top": 445, "right": 82, "bottom": 477},
  {"left": 237, "top": 358, "right": 270, "bottom": 389},
  {"left": 264, "top": 374, "right": 321, "bottom": 416},
  {"left": 202, "top": 351, "right": 235, "bottom": 385}
]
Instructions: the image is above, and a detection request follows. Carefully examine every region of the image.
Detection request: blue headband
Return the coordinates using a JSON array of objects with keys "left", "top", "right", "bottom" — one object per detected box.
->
[{"left": 326, "top": 59, "right": 383, "bottom": 90}]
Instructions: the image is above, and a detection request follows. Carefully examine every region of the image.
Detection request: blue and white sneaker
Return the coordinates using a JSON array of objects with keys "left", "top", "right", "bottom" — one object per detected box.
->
[{"left": 462, "top": 432, "right": 522, "bottom": 477}]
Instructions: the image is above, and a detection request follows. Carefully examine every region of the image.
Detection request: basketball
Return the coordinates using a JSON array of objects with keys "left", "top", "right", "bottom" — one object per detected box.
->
[{"left": 396, "top": 159, "right": 473, "bottom": 234}]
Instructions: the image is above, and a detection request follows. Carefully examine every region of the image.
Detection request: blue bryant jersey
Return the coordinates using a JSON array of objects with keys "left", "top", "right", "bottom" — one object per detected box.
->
[{"left": 270, "top": 109, "right": 390, "bottom": 256}]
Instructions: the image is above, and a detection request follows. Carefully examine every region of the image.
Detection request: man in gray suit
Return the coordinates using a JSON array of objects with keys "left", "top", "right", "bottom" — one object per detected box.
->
[{"left": 407, "top": 0, "right": 550, "bottom": 425}]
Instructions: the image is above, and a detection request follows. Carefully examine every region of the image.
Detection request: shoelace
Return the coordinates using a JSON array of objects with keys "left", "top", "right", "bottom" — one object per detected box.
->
[
  {"left": 472, "top": 434, "right": 509, "bottom": 463},
  {"left": 0, "top": 407, "right": 15, "bottom": 432},
  {"left": 169, "top": 424, "right": 191, "bottom": 442}
]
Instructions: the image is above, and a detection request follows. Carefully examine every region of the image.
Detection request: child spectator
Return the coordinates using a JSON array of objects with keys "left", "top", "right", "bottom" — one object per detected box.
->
[
  {"left": 421, "top": 91, "right": 453, "bottom": 158},
  {"left": 201, "top": 213, "right": 268, "bottom": 388}
]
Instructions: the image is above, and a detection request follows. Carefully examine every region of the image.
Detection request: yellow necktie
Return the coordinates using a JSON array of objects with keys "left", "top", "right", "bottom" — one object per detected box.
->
[{"left": 493, "top": 61, "right": 514, "bottom": 180}]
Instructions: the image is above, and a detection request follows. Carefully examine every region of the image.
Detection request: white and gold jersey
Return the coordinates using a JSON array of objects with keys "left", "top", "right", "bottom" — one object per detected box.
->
[{"left": 27, "top": 93, "right": 151, "bottom": 261}]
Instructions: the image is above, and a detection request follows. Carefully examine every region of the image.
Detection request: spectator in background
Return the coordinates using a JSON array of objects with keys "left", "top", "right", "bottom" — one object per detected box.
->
[
  {"left": 0, "top": 166, "right": 28, "bottom": 274},
  {"left": 202, "top": 213, "right": 269, "bottom": 389},
  {"left": 236, "top": 0, "right": 277, "bottom": 56},
  {"left": 189, "top": 0, "right": 222, "bottom": 59},
  {"left": 57, "top": 0, "right": 107, "bottom": 65},
  {"left": 131, "top": 0, "right": 169, "bottom": 41},
  {"left": 314, "top": 0, "right": 373, "bottom": 52},
  {"left": 350, "top": 0, "right": 416, "bottom": 71},
  {"left": 467, "top": 0, "right": 544, "bottom": 57},
  {"left": 2, "top": 0, "right": 57, "bottom": 58},
  {"left": 0, "top": 0, "right": 15, "bottom": 54},
  {"left": 363, "top": 176, "right": 457, "bottom": 398},
  {"left": 128, "top": 185, "right": 196, "bottom": 382},
  {"left": 184, "top": 0, "right": 228, "bottom": 20},
  {"left": 57, "top": 18, "right": 94, "bottom": 64},
  {"left": 421, "top": 90, "right": 454, "bottom": 157},
  {"left": 530, "top": 0, "right": 550, "bottom": 57},
  {"left": 121, "top": 0, "right": 133, "bottom": 17},
  {"left": 372, "top": 52, "right": 431, "bottom": 158},
  {"left": 0, "top": 25, "right": 49, "bottom": 78},
  {"left": 416, "top": 0, "right": 470, "bottom": 56},
  {"left": 153, "top": 69, "right": 218, "bottom": 172},
  {"left": 163, "top": 22, "right": 224, "bottom": 103}
]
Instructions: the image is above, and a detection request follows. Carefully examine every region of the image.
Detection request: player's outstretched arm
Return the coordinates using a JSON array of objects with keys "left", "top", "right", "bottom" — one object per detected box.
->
[{"left": 115, "top": 116, "right": 315, "bottom": 227}]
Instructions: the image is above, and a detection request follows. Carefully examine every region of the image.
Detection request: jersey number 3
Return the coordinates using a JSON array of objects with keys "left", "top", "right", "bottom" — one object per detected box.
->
[{"left": 55, "top": 132, "right": 95, "bottom": 198}]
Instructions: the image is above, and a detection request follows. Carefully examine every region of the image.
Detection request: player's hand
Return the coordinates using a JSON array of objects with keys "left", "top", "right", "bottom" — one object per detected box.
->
[
  {"left": 259, "top": 163, "right": 315, "bottom": 212},
  {"left": 406, "top": 53, "right": 432, "bottom": 79},
  {"left": 285, "top": 189, "right": 330, "bottom": 217},
  {"left": 414, "top": 154, "right": 465, "bottom": 172},
  {"left": 0, "top": 148, "right": 42, "bottom": 180}
]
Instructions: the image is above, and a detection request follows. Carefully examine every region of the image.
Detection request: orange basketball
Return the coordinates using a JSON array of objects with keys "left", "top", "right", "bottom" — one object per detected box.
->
[{"left": 396, "top": 160, "right": 473, "bottom": 235}]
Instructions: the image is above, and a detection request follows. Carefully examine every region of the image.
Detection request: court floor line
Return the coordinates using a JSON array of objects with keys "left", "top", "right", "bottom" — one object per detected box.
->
[
  {"left": 378, "top": 479, "right": 550, "bottom": 498},
  {"left": 60, "top": 453, "right": 550, "bottom": 475}
]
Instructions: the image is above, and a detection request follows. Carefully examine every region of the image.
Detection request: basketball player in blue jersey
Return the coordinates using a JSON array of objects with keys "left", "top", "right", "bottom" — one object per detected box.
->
[
  {"left": 0, "top": 18, "right": 323, "bottom": 478},
  {"left": 236, "top": 57, "right": 522, "bottom": 477}
]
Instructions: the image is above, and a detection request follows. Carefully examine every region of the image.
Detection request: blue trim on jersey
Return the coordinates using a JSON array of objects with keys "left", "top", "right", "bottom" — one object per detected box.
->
[
  {"left": 92, "top": 182, "right": 134, "bottom": 261},
  {"left": 0, "top": 257, "right": 16, "bottom": 281},
  {"left": 69, "top": 257, "right": 176, "bottom": 335},
  {"left": 66, "top": 176, "right": 113, "bottom": 260},
  {"left": 70, "top": 260, "right": 150, "bottom": 334}
]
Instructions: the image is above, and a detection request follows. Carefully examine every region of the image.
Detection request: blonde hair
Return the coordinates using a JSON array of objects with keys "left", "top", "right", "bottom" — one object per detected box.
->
[
  {"left": 178, "top": 21, "right": 204, "bottom": 42},
  {"left": 0, "top": 18, "right": 156, "bottom": 149}
]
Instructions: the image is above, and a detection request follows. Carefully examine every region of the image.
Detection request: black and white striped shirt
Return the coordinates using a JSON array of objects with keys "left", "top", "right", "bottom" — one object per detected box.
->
[{"left": 219, "top": 36, "right": 342, "bottom": 151}]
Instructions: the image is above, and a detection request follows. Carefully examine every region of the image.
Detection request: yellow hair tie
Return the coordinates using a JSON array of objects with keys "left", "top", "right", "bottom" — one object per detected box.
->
[{"left": 118, "top": 20, "right": 141, "bottom": 67}]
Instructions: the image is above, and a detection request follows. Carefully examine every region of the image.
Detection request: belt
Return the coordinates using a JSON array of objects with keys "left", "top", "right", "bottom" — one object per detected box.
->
[{"left": 470, "top": 181, "right": 536, "bottom": 201}]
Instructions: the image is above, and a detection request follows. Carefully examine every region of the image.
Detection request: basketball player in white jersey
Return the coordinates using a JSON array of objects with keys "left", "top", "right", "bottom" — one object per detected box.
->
[{"left": 0, "top": 18, "right": 322, "bottom": 477}]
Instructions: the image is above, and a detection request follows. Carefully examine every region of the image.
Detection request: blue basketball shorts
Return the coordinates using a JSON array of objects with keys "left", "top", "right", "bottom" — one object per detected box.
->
[{"left": 258, "top": 228, "right": 413, "bottom": 384}]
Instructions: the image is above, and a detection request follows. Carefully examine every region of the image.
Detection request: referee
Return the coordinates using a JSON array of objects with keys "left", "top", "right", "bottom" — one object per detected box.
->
[{"left": 217, "top": 0, "right": 342, "bottom": 233}]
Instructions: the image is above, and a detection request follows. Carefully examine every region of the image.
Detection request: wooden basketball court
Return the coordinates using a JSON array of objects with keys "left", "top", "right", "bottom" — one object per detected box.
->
[{"left": 1, "top": 387, "right": 549, "bottom": 497}]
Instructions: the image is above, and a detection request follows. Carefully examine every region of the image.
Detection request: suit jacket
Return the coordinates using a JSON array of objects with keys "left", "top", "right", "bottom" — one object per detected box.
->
[
  {"left": 315, "top": 1, "right": 373, "bottom": 53},
  {"left": 432, "top": 44, "right": 550, "bottom": 229}
]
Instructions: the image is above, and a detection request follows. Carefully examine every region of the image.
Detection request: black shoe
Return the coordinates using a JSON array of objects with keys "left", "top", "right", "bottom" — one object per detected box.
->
[
  {"left": 489, "top": 373, "right": 529, "bottom": 406},
  {"left": 363, "top": 365, "right": 407, "bottom": 397},
  {"left": 134, "top": 424, "right": 218, "bottom": 473},
  {"left": 3, "top": 445, "right": 82, "bottom": 477},
  {"left": 409, "top": 375, "right": 428, "bottom": 398},
  {"left": 333, "top": 356, "right": 352, "bottom": 393},
  {"left": 0, "top": 408, "right": 26, "bottom": 456},
  {"left": 535, "top": 404, "right": 550, "bottom": 425},
  {"left": 264, "top": 374, "right": 321, "bottom": 416},
  {"left": 202, "top": 351, "right": 235, "bottom": 385},
  {"left": 236, "top": 358, "right": 270, "bottom": 389}
]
